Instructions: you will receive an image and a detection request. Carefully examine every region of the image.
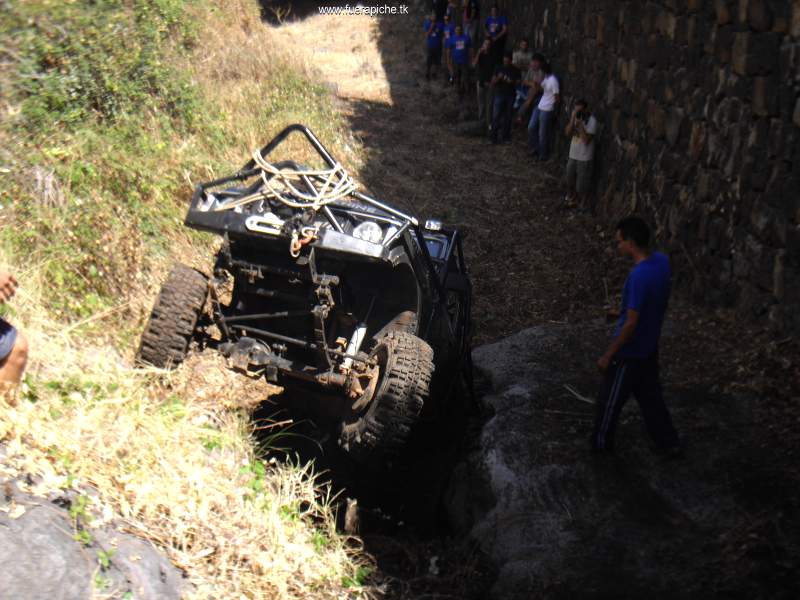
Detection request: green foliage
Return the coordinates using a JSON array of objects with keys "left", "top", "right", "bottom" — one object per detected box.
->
[
  {"left": 93, "top": 572, "right": 113, "bottom": 591},
  {"left": 0, "top": 0, "right": 223, "bottom": 322},
  {"left": 341, "top": 565, "right": 372, "bottom": 588},
  {"left": 311, "top": 529, "right": 330, "bottom": 554},
  {"left": 96, "top": 548, "right": 115, "bottom": 571},
  {"left": 240, "top": 459, "right": 268, "bottom": 499},
  {"left": 4, "top": 0, "right": 199, "bottom": 130},
  {"left": 75, "top": 528, "right": 93, "bottom": 546},
  {"left": 0, "top": 0, "right": 353, "bottom": 333},
  {"left": 69, "top": 493, "right": 90, "bottom": 522}
]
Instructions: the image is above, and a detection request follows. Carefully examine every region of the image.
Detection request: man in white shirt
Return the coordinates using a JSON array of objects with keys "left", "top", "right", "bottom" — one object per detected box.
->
[
  {"left": 527, "top": 60, "right": 559, "bottom": 161},
  {"left": 564, "top": 98, "right": 598, "bottom": 208}
]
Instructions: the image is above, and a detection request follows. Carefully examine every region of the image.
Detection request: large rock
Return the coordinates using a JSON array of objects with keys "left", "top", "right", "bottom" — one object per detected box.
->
[
  {"left": 0, "top": 480, "right": 187, "bottom": 600},
  {"left": 445, "top": 324, "right": 606, "bottom": 600},
  {"left": 443, "top": 321, "right": 796, "bottom": 599}
]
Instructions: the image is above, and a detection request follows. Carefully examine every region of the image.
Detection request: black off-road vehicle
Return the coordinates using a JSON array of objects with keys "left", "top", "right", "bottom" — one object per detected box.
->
[{"left": 137, "top": 125, "right": 472, "bottom": 463}]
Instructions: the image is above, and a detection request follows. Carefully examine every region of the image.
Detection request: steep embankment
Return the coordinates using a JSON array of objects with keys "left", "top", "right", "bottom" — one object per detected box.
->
[{"left": 0, "top": 1, "right": 370, "bottom": 598}]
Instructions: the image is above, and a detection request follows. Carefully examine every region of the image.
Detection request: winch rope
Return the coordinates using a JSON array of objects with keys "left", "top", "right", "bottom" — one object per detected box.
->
[{"left": 212, "top": 150, "right": 358, "bottom": 213}]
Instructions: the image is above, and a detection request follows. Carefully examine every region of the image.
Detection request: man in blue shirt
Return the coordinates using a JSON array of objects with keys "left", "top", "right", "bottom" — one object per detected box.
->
[
  {"left": 592, "top": 217, "right": 680, "bottom": 455},
  {"left": 424, "top": 12, "right": 444, "bottom": 80},
  {"left": 442, "top": 14, "right": 457, "bottom": 84},
  {"left": 448, "top": 25, "right": 472, "bottom": 94},
  {"left": 484, "top": 4, "right": 508, "bottom": 63}
]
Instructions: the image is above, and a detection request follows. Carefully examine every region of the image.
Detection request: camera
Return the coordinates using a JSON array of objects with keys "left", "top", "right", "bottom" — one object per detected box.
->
[{"left": 576, "top": 110, "right": 587, "bottom": 122}]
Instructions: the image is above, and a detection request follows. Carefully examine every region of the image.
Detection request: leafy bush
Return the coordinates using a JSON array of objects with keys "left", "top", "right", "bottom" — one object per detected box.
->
[{"left": 5, "top": 0, "right": 200, "bottom": 129}]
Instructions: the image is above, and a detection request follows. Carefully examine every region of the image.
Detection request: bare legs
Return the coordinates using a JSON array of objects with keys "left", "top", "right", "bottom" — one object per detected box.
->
[{"left": 0, "top": 333, "right": 29, "bottom": 407}]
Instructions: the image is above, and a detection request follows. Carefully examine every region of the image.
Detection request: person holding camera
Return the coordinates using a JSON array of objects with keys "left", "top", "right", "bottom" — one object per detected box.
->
[
  {"left": 564, "top": 98, "right": 598, "bottom": 209},
  {"left": 0, "top": 271, "right": 29, "bottom": 407},
  {"left": 489, "top": 50, "right": 520, "bottom": 144}
]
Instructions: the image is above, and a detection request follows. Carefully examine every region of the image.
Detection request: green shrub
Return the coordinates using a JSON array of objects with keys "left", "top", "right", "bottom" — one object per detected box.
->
[{"left": 5, "top": 0, "right": 199, "bottom": 130}]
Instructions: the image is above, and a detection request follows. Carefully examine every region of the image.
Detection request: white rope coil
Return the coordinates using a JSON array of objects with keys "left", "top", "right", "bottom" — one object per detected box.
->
[{"left": 212, "top": 150, "right": 358, "bottom": 213}]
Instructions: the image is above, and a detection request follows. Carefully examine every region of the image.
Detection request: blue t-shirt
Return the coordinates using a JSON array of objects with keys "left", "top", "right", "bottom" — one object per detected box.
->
[
  {"left": 449, "top": 34, "right": 471, "bottom": 64},
  {"left": 614, "top": 252, "right": 671, "bottom": 359},
  {"left": 424, "top": 19, "right": 443, "bottom": 49},
  {"left": 485, "top": 15, "right": 508, "bottom": 38},
  {"left": 443, "top": 22, "right": 456, "bottom": 45}
]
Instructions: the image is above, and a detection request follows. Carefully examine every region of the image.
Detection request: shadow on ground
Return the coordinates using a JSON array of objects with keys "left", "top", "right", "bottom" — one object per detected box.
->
[
  {"left": 258, "top": 0, "right": 349, "bottom": 23},
  {"left": 252, "top": 3, "right": 800, "bottom": 599}
]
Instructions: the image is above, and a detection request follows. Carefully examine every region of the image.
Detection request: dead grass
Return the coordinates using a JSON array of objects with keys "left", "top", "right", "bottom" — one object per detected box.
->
[
  {"left": 0, "top": 252, "right": 370, "bottom": 598},
  {"left": 0, "top": 1, "right": 380, "bottom": 597},
  {"left": 186, "top": 0, "right": 367, "bottom": 175}
]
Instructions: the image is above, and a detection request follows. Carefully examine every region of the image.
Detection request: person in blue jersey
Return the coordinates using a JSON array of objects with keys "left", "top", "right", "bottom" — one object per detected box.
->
[
  {"left": 424, "top": 12, "right": 444, "bottom": 80},
  {"left": 442, "top": 13, "right": 457, "bottom": 84},
  {"left": 448, "top": 24, "right": 473, "bottom": 94},
  {"left": 592, "top": 217, "right": 681, "bottom": 456},
  {"left": 483, "top": 4, "right": 508, "bottom": 63}
]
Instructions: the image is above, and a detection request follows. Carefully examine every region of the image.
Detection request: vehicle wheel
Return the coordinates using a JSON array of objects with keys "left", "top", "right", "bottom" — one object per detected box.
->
[
  {"left": 338, "top": 331, "right": 434, "bottom": 464},
  {"left": 136, "top": 263, "right": 209, "bottom": 369}
]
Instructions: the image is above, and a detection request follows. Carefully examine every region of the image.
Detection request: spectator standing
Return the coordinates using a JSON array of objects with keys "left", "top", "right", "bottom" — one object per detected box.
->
[
  {"left": 527, "top": 60, "right": 559, "bottom": 161},
  {"left": 424, "top": 12, "right": 444, "bottom": 80},
  {"left": 442, "top": 14, "right": 457, "bottom": 84},
  {"left": 449, "top": 24, "right": 473, "bottom": 95},
  {"left": 512, "top": 39, "right": 533, "bottom": 71},
  {"left": 515, "top": 53, "right": 545, "bottom": 124},
  {"left": 484, "top": 4, "right": 508, "bottom": 63},
  {"left": 0, "top": 271, "right": 29, "bottom": 407},
  {"left": 592, "top": 217, "right": 681, "bottom": 457},
  {"left": 445, "top": 0, "right": 459, "bottom": 21},
  {"left": 463, "top": 0, "right": 481, "bottom": 45},
  {"left": 564, "top": 99, "right": 598, "bottom": 209},
  {"left": 510, "top": 40, "right": 533, "bottom": 115},
  {"left": 473, "top": 39, "right": 495, "bottom": 129},
  {"left": 489, "top": 51, "right": 520, "bottom": 144},
  {"left": 432, "top": 0, "right": 447, "bottom": 21}
]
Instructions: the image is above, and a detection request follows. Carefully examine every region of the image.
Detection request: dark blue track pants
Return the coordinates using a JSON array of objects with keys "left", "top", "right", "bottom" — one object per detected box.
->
[{"left": 592, "top": 353, "right": 679, "bottom": 451}]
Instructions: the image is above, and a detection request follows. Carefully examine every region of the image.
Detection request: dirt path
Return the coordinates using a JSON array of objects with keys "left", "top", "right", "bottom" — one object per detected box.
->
[
  {"left": 270, "top": 11, "right": 609, "bottom": 344},
  {"left": 269, "top": 8, "right": 800, "bottom": 600}
]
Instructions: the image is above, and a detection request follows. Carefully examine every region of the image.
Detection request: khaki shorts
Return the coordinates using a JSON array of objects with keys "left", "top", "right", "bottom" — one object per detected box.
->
[{"left": 566, "top": 158, "right": 593, "bottom": 194}]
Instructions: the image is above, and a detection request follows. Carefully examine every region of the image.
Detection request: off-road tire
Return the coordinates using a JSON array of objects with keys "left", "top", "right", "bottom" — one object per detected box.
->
[
  {"left": 137, "top": 264, "right": 209, "bottom": 369},
  {"left": 338, "top": 331, "right": 434, "bottom": 464}
]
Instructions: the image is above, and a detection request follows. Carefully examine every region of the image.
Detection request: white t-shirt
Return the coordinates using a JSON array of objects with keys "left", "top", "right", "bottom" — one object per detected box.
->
[
  {"left": 537, "top": 74, "right": 560, "bottom": 111},
  {"left": 569, "top": 115, "right": 598, "bottom": 162}
]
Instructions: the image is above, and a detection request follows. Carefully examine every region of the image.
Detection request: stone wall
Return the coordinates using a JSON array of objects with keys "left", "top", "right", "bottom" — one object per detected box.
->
[{"left": 497, "top": 0, "right": 800, "bottom": 331}]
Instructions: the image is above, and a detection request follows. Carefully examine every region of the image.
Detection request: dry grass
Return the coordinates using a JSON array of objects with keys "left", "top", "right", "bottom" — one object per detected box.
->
[
  {"left": 186, "top": 0, "right": 367, "bottom": 175},
  {"left": 0, "top": 1, "right": 379, "bottom": 597},
  {"left": 0, "top": 252, "right": 370, "bottom": 599}
]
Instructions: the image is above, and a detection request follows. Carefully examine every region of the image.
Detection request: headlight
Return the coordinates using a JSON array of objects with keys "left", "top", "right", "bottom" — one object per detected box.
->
[{"left": 353, "top": 221, "right": 383, "bottom": 244}]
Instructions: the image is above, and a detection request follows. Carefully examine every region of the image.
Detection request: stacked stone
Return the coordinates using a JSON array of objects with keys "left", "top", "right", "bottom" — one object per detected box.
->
[{"left": 498, "top": 0, "right": 799, "bottom": 332}]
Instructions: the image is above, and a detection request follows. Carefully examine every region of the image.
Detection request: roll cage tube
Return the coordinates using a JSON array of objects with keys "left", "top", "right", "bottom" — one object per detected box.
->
[{"left": 194, "top": 123, "right": 451, "bottom": 323}]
